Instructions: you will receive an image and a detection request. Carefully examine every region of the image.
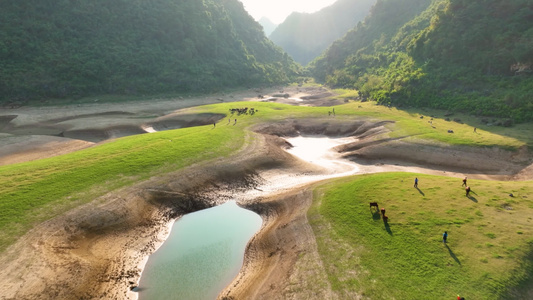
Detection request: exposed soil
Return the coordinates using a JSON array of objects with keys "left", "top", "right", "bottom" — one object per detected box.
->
[{"left": 0, "top": 86, "right": 532, "bottom": 300}]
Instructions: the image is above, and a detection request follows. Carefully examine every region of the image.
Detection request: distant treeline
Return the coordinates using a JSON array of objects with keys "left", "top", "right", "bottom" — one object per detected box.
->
[
  {"left": 310, "top": 0, "right": 533, "bottom": 122},
  {"left": 0, "top": 0, "right": 301, "bottom": 104}
]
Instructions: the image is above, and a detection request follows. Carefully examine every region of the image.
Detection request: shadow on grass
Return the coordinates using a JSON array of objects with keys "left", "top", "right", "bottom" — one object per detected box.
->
[
  {"left": 501, "top": 243, "right": 533, "bottom": 298},
  {"left": 384, "top": 220, "right": 392, "bottom": 235},
  {"left": 467, "top": 190, "right": 478, "bottom": 202},
  {"left": 467, "top": 195, "right": 478, "bottom": 202},
  {"left": 445, "top": 243, "right": 461, "bottom": 265},
  {"left": 416, "top": 187, "right": 425, "bottom": 196},
  {"left": 371, "top": 210, "right": 381, "bottom": 220}
]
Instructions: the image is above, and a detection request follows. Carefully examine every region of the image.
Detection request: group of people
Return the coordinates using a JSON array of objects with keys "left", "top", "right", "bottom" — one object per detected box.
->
[
  {"left": 414, "top": 176, "right": 471, "bottom": 197},
  {"left": 413, "top": 176, "right": 469, "bottom": 299},
  {"left": 462, "top": 176, "right": 471, "bottom": 196},
  {"left": 412, "top": 176, "right": 473, "bottom": 246}
]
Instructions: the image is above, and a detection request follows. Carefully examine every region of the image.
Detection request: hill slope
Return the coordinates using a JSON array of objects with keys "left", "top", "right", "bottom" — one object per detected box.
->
[
  {"left": 269, "top": 0, "right": 376, "bottom": 66},
  {"left": 0, "top": 0, "right": 300, "bottom": 104},
  {"left": 310, "top": 0, "right": 533, "bottom": 122}
]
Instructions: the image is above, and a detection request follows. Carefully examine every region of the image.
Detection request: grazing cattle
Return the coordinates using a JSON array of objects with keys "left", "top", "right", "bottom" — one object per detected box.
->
[
  {"left": 369, "top": 202, "right": 378, "bottom": 208},
  {"left": 448, "top": 129, "right": 454, "bottom": 133},
  {"left": 229, "top": 107, "right": 250, "bottom": 115}
]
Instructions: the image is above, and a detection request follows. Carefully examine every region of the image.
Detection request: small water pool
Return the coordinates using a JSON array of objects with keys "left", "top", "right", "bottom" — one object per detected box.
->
[{"left": 136, "top": 200, "right": 262, "bottom": 300}]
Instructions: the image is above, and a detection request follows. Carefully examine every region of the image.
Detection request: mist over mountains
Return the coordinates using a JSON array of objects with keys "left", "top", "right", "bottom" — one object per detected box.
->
[
  {"left": 258, "top": 17, "right": 278, "bottom": 36},
  {"left": 269, "top": 0, "right": 376, "bottom": 65}
]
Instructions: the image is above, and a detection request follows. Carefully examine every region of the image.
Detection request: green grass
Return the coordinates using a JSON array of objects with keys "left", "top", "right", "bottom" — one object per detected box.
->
[
  {"left": 0, "top": 99, "right": 531, "bottom": 254},
  {"left": 333, "top": 102, "right": 530, "bottom": 149},
  {"left": 310, "top": 173, "right": 533, "bottom": 299},
  {"left": 199, "top": 100, "right": 531, "bottom": 149},
  {"left": 332, "top": 88, "right": 360, "bottom": 99},
  {"left": 0, "top": 122, "right": 245, "bottom": 252}
]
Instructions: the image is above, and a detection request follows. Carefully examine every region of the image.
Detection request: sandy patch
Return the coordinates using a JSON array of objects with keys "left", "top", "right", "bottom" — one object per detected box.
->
[{"left": 0, "top": 135, "right": 93, "bottom": 166}]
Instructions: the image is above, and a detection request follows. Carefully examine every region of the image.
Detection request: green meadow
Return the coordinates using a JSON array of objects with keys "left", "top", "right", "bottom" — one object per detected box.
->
[
  {"left": 310, "top": 173, "right": 533, "bottom": 299},
  {"left": 0, "top": 98, "right": 532, "bottom": 270}
]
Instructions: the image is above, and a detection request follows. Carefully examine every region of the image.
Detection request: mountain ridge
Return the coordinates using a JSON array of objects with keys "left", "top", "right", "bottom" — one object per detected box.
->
[
  {"left": 269, "top": 0, "right": 376, "bottom": 66},
  {"left": 310, "top": 0, "right": 533, "bottom": 122},
  {"left": 0, "top": 0, "right": 301, "bottom": 104}
]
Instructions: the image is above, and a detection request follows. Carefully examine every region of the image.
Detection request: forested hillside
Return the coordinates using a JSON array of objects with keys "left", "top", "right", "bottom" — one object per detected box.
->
[
  {"left": 0, "top": 0, "right": 300, "bottom": 104},
  {"left": 269, "top": 0, "right": 376, "bottom": 66},
  {"left": 310, "top": 0, "right": 533, "bottom": 122}
]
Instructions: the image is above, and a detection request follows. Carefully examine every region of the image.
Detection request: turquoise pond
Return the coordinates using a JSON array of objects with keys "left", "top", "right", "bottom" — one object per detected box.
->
[{"left": 137, "top": 200, "right": 262, "bottom": 300}]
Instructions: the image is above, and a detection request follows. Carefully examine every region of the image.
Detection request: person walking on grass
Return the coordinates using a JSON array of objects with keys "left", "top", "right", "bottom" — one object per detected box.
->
[
  {"left": 414, "top": 177, "right": 418, "bottom": 188},
  {"left": 466, "top": 186, "right": 471, "bottom": 197},
  {"left": 443, "top": 231, "right": 448, "bottom": 243},
  {"left": 462, "top": 176, "right": 467, "bottom": 187}
]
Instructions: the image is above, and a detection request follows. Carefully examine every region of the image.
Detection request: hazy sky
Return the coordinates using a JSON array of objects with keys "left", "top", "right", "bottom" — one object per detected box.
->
[{"left": 239, "top": 0, "right": 337, "bottom": 24}]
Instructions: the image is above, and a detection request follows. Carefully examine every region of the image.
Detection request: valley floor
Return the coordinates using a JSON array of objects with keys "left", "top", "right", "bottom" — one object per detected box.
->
[{"left": 0, "top": 86, "right": 532, "bottom": 299}]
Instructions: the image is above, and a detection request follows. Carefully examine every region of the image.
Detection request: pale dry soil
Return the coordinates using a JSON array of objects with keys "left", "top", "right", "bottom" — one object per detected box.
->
[{"left": 0, "top": 86, "right": 532, "bottom": 300}]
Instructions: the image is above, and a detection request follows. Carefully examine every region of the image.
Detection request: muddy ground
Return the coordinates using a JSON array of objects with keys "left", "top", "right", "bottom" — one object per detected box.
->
[{"left": 0, "top": 86, "right": 532, "bottom": 300}]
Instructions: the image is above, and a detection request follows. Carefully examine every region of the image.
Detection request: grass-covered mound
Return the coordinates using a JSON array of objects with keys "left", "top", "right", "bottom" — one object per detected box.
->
[
  {"left": 310, "top": 172, "right": 533, "bottom": 299},
  {"left": 0, "top": 123, "right": 243, "bottom": 251},
  {"left": 0, "top": 101, "right": 316, "bottom": 252}
]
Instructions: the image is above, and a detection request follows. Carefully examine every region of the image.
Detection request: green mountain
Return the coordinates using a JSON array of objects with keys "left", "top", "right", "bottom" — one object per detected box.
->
[
  {"left": 310, "top": 0, "right": 533, "bottom": 122},
  {"left": 269, "top": 0, "right": 376, "bottom": 66},
  {"left": 0, "top": 0, "right": 300, "bottom": 104},
  {"left": 258, "top": 17, "right": 277, "bottom": 36}
]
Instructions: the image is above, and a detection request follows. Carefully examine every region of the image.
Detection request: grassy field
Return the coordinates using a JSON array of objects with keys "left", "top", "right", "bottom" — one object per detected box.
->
[
  {"left": 0, "top": 101, "right": 317, "bottom": 252},
  {"left": 0, "top": 99, "right": 531, "bottom": 255},
  {"left": 333, "top": 102, "right": 531, "bottom": 149},
  {"left": 204, "top": 100, "right": 532, "bottom": 149},
  {"left": 310, "top": 172, "right": 533, "bottom": 299},
  {"left": 0, "top": 120, "right": 245, "bottom": 252}
]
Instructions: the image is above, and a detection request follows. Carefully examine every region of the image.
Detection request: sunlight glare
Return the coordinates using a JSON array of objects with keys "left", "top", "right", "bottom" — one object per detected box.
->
[{"left": 239, "top": 0, "right": 338, "bottom": 24}]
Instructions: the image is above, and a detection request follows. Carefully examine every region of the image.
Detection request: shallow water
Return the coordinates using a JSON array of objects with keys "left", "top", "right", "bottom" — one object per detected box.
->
[
  {"left": 136, "top": 136, "right": 359, "bottom": 299},
  {"left": 285, "top": 136, "right": 358, "bottom": 173},
  {"left": 137, "top": 201, "right": 262, "bottom": 300},
  {"left": 231, "top": 136, "right": 360, "bottom": 203}
]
